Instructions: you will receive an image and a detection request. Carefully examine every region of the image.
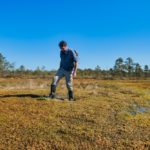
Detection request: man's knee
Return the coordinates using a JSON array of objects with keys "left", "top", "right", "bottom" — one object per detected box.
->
[
  {"left": 66, "top": 81, "right": 73, "bottom": 91},
  {"left": 52, "top": 76, "right": 59, "bottom": 86}
]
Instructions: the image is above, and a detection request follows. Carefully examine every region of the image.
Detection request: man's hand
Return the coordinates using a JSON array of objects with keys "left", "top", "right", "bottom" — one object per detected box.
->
[
  {"left": 72, "top": 71, "right": 77, "bottom": 78},
  {"left": 72, "top": 62, "right": 78, "bottom": 78}
]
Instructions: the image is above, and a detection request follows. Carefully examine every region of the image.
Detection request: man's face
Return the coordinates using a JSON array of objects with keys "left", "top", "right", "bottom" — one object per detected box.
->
[{"left": 60, "top": 45, "right": 67, "bottom": 51}]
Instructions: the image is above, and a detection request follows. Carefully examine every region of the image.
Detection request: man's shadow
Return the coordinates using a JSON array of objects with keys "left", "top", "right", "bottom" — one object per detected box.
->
[
  {"left": 0, "top": 94, "right": 65, "bottom": 101},
  {"left": 0, "top": 94, "right": 43, "bottom": 99}
]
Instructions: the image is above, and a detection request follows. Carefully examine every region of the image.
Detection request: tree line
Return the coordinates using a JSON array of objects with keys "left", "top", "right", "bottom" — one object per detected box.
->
[
  {"left": 79, "top": 57, "right": 149, "bottom": 79},
  {"left": 0, "top": 53, "right": 149, "bottom": 79}
]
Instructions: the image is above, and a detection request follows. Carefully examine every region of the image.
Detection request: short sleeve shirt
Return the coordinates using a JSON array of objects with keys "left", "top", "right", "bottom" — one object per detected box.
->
[{"left": 60, "top": 49, "right": 78, "bottom": 71}]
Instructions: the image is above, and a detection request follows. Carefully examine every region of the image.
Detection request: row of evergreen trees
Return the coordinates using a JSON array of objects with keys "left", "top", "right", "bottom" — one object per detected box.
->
[
  {"left": 113, "top": 57, "right": 149, "bottom": 78},
  {"left": 78, "top": 57, "right": 149, "bottom": 79},
  {"left": 0, "top": 53, "right": 149, "bottom": 79}
]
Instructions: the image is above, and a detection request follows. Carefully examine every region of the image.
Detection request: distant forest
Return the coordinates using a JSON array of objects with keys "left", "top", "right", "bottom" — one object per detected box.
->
[{"left": 0, "top": 53, "right": 149, "bottom": 79}]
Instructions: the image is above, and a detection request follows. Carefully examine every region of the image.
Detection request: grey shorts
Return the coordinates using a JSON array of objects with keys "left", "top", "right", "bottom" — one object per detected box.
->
[{"left": 52, "top": 68, "right": 73, "bottom": 91}]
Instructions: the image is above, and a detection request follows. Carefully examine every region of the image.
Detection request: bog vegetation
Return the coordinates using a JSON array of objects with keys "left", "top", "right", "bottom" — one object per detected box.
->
[
  {"left": 0, "top": 53, "right": 150, "bottom": 79},
  {"left": 0, "top": 78, "right": 150, "bottom": 149}
]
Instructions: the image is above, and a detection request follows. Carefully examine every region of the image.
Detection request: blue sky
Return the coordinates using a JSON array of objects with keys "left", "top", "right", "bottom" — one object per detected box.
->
[{"left": 0, "top": 0, "right": 150, "bottom": 70}]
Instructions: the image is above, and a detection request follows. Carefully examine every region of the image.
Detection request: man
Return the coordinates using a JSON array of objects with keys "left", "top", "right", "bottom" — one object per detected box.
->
[{"left": 49, "top": 41, "right": 78, "bottom": 101}]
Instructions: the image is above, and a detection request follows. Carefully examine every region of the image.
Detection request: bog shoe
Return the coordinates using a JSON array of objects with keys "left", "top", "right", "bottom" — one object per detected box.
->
[
  {"left": 68, "top": 90, "right": 74, "bottom": 101},
  {"left": 49, "top": 85, "right": 56, "bottom": 99}
]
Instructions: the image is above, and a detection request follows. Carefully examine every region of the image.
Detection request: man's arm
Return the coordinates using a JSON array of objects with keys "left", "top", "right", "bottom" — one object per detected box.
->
[
  {"left": 71, "top": 50, "right": 78, "bottom": 77},
  {"left": 73, "top": 62, "right": 78, "bottom": 77}
]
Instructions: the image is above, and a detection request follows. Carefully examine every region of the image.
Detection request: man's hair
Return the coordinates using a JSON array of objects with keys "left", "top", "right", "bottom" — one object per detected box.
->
[{"left": 59, "top": 40, "right": 67, "bottom": 47}]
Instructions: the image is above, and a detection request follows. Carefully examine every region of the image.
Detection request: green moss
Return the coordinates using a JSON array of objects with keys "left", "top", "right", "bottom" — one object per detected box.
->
[{"left": 0, "top": 79, "right": 150, "bottom": 149}]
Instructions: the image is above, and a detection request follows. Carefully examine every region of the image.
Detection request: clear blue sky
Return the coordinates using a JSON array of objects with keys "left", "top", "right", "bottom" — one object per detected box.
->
[{"left": 0, "top": 0, "right": 150, "bottom": 70}]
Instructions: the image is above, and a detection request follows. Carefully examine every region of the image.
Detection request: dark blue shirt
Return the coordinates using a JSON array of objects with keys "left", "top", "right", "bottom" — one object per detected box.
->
[{"left": 60, "top": 49, "right": 78, "bottom": 71}]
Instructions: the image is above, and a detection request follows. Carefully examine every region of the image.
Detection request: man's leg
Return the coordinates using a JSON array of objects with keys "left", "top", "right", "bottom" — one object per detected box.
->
[
  {"left": 65, "top": 70, "right": 74, "bottom": 100},
  {"left": 49, "top": 68, "right": 64, "bottom": 98}
]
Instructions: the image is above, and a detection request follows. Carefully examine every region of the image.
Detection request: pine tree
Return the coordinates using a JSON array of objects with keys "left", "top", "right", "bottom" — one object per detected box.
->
[
  {"left": 125, "top": 57, "right": 134, "bottom": 77},
  {"left": 114, "top": 57, "right": 125, "bottom": 77},
  {"left": 135, "top": 63, "right": 143, "bottom": 77},
  {"left": 144, "top": 65, "right": 149, "bottom": 78}
]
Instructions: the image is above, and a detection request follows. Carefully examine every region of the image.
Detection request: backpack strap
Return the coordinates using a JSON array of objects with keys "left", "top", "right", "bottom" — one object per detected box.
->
[
  {"left": 74, "top": 50, "right": 78, "bottom": 56},
  {"left": 68, "top": 49, "right": 78, "bottom": 57}
]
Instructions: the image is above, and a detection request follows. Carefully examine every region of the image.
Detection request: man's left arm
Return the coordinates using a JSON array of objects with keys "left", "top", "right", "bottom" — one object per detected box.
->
[
  {"left": 73, "top": 61, "right": 78, "bottom": 77},
  {"left": 72, "top": 50, "right": 78, "bottom": 77}
]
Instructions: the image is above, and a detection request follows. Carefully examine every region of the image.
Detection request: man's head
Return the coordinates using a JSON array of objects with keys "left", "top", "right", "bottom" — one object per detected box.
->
[{"left": 59, "top": 41, "right": 67, "bottom": 51}]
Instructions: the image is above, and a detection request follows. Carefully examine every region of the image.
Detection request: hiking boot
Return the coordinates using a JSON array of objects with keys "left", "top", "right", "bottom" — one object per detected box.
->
[
  {"left": 49, "top": 85, "right": 56, "bottom": 99},
  {"left": 68, "top": 90, "right": 74, "bottom": 101},
  {"left": 49, "top": 94, "right": 55, "bottom": 99}
]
